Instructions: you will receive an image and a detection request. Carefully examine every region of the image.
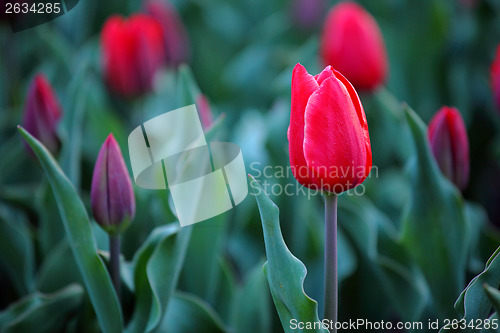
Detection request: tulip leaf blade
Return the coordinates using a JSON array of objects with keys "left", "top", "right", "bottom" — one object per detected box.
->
[
  {"left": 338, "top": 195, "right": 428, "bottom": 322},
  {"left": 483, "top": 283, "right": 500, "bottom": 315},
  {"left": 0, "top": 284, "right": 83, "bottom": 333},
  {"left": 126, "top": 224, "right": 191, "bottom": 333},
  {"left": 231, "top": 262, "right": 272, "bottom": 333},
  {"left": 401, "top": 106, "right": 468, "bottom": 319},
  {"left": 454, "top": 246, "right": 500, "bottom": 329},
  {"left": 0, "top": 204, "right": 35, "bottom": 295},
  {"left": 160, "top": 292, "right": 227, "bottom": 333},
  {"left": 18, "top": 126, "right": 123, "bottom": 333},
  {"left": 249, "top": 175, "right": 328, "bottom": 333}
]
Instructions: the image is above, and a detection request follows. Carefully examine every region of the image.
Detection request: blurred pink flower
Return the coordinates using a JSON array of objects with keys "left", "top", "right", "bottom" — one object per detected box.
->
[
  {"left": 22, "top": 74, "right": 62, "bottom": 154},
  {"left": 145, "top": 0, "right": 190, "bottom": 67}
]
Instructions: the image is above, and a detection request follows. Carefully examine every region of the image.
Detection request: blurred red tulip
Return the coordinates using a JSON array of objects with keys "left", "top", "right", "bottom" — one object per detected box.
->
[
  {"left": 288, "top": 64, "right": 372, "bottom": 193},
  {"left": 428, "top": 106, "right": 469, "bottom": 190},
  {"left": 320, "top": 1, "right": 387, "bottom": 91},
  {"left": 91, "top": 134, "right": 135, "bottom": 234},
  {"left": 491, "top": 45, "right": 500, "bottom": 111},
  {"left": 145, "top": 0, "right": 189, "bottom": 67},
  {"left": 101, "top": 14, "right": 165, "bottom": 97},
  {"left": 22, "top": 74, "right": 62, "bottom": 154}
]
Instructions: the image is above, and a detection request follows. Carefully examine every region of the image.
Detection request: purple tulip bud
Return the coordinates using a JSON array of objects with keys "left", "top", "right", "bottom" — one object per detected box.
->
[
  {"left": 428, "top": 106, "right": 470, "bottom": 191},
  {"left": 91, "top": 134, "right": 135, "bottom": 234},
  {"left": 144, "top": 0, "right": 190, "bottom": 67},
  {"left": 196, "top": 94, "right": 213, "bottom": 129},
  {"left": 22, "top": 74, "right": 62, "bottom": 154}
]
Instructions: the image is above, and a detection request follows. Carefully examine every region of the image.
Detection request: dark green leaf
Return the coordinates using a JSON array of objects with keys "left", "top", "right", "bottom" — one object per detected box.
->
[
  {"left": 126, "top": 224, "right": 191, "bottom": 333},
  {"left": 231, "top": 262, "right": 272, "bottom": 333},
  {"left": 160, "top": 292, "right": 227, "bottom": 333},
  {"left": 18, "top": 127, "right": 123, "bottom": 333},
  {"left": 0, "top": 284, "right": 83, "bottom": 333},
  {"left": 455, "top": 247, "right": 500, "bottom": 325},
  {"left": 249, "top": 175, "right": 327, "bottom": 333},
  {"left": 483, "top": 284, "right": 500, "bottom": 314},
  {"left": 401, "top": 106, "right": 468, "bottom": 319},
  {"left": 0, "top": 204, "right": 35, "bottom": 295},
  {"left": 339, "top": 196, "right": 427, "bottom": 322}
]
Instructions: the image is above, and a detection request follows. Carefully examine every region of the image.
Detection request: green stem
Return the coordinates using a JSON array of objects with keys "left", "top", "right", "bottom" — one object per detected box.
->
[
  {"left": 324, "top": 193, "right": 338, "bottom": 333},
  {"left": 109, "top": 234, "right": 121, "bottom": 298}
]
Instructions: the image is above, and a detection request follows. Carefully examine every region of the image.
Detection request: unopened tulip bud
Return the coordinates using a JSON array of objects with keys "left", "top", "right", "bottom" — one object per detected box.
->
[
  {"left": 428, "top": 106, "right": 470, "bottom": 190},
  {"left": 145, "top": 0, "right": 189, "bottom": 67},
  {"left": 91, "top": 134, "right": 135, "bottom": 234},
  {"left": 320, "top": 1, "right": 387, "bottom": 91},
  {"left": 22, "top": 74, "right": 62, "bottom": 154}
]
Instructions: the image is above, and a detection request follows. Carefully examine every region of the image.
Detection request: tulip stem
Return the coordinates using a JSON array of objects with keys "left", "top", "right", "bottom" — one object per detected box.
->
[
  {"left": 324, "top": 193, "right": 338, "bottom": 333},
  {"left": 109, "top": 234, "right": 121, "bottom": 298}
]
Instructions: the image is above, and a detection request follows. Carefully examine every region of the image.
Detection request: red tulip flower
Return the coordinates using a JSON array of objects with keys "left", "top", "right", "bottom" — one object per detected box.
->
[
  {"left": 22, "top": 74, "right": 62, "bottom": 154},
  {"left": 491, "top": 45, "right": 500, "bottom": 111},
  {"left": 91, "top": 134, "right": 135, "bottom": 234},
  {"left": 101, "top": 14, "right": 165, "bottom": 97},
  {"left": 320, "top": 1, "right": 387, "bottom": 91},
  {"left": 145, "top": 0, "right": 189, "bottom": 67},
  {"left": 428, "top": 106, "right": 469, "bottom": 190},
  {"left": 288, "top": 63, "right": 372, "bottom": 194}
]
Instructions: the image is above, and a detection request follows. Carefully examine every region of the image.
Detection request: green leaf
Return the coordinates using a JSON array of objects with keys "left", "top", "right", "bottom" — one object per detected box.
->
[
  {"left": 126, "top": 224, "right": 191, "bottom": 333},
  {"left": 176, "top": 65, "right": 201, "bottom": 108},
  {"left": 401, "top": 106, "right": 468, "bottom": 319},
  {"left": 455, "top": 247, "right": 500, "bottom": 325},
  {"left": 0, "top": 284, "right": 83, "bottom": 333},
  {"left": 339, "top": 196, "right": 427, "bottom": 322},
  {"left": 0, "top": 204, "right": 35, "bottom": 295},
  {"left": 231, "top": 262, "right": 272, "bottom": 333},
  {"left": 36, "top": 239, "right": 81, "bottom": 293},
  {"left": 18, "top": 127, "right": 123, "bottom": 333},
  {"left": 179, "top": 214, "right": 226, "bottom": 303},
  {"left": 160, "top": 292, "right": 227, "bottom": 333},
  {"left": 483, "top": 284, "right": 500, "bottom": 314},
  {"left": 36, "top": 181, "right": 65, "bottom": 256},
  {"left": 249, "top": 175, "right": 328, "bottom": 333}
]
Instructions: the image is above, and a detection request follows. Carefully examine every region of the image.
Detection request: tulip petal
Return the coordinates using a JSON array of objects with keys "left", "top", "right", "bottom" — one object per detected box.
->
[
  {"left": 313, "top": 65, "right": 334, "bottom": 85},
  {"left": 91, "top": 139, "right": 110, "bottom": 227},
  {"left": 106, "top": 136, "right": 136, "bottom": 226},
  {"left": 303, "top": 75, "right": 370, "bottom": 192},
  {"left": 91, "top": 134, "right": 135, "bottom": 233},
  {"left": 288, "top": 63, "right": 319, "bottom": 187}
]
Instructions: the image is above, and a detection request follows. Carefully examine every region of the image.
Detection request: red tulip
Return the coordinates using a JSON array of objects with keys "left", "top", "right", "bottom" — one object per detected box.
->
[
  {"left": 22, "top": 74, "right": 62, "bottom": 154},
  {"left": 428, "top": 106, "right": 469, "bottom": 190},
  {"left": 145, "top": 0, "right": 189, "bottom": 67},
  {"left": 91, "top": 134, "right": 135, "bottom": 234},
  {"left": 491, "top": 45, "right": 500, "bottom": 111},
  {"left": 101, "top": 14, "right": 165, "bottom": 97},
  {"left": 320, "top": 1, "right": 387, "bottom": 91},
  {"left": 288, "top": 63, "right": 372, "bottom": 193}
]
